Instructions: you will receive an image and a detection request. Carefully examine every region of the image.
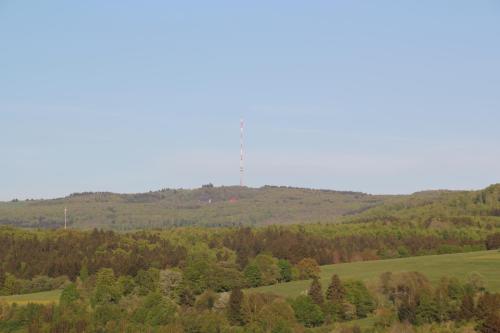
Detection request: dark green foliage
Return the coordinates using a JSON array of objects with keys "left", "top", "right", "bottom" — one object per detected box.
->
[
  {"left": 278, "top": 259, "right": 293, "bottom": 282},
  {"left": 79, "top": 262, "right": 89, "bottom": 282},
  {"left": 308, "top": 277, "right": 324, "bottom": 305},
  {"left": 344, "top": 280, "right": 375, "bottom": 318},
  {"left": 92, "top": 303, "right": 122, "bottom": 328},
  {"left": 322, "top": 301, "right": 344, "bottom": 323},
  {"left": 131, "top": 292, "right": 177, "bottom": 325},
  {"left": 398, "top": 297, "right": 417, "bottom": 324},
  {"left": 291, "top": 295, "right": 324, "bottom": 327},
  {"left": 415, "top": 293, "right": 439, "bottom": 324},
  {"left": 135, "top": 268, "right": 159, "bottom": 296},
  {"left": 0, "top": 266, "right": 5, "bottom": 289},
  {"left": 227, "top": 287, "right": 244, "bottom": 326},
  {"left": 244, "top": 263, "right": 262, "bottom": 287}
]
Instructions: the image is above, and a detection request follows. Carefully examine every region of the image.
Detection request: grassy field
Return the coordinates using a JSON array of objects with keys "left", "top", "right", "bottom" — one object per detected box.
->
[
  {"left": 1, "top": 250, "right": 499, "bottom": 306},
  {"left": 250, "top": 250, "right": 500, "bottom": 298},
  {"left": 0, "top": 289, "right": 61, "bottom": 305}
]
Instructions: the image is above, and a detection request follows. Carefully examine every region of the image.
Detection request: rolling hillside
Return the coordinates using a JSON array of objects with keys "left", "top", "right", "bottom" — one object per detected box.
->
[
  {"left": 0, "top": 184, "right": 499, "bottom": 230},
  {"left": 0, "top": 186, "right": 392, "bottom": 230},
  {"left": 249, "top": 250, "right": 500, "bottom": 298}
]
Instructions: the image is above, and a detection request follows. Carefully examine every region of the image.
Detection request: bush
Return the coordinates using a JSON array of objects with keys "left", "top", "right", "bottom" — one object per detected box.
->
[{"left": 290, "top": 295, "right": 324, "bottom": 327}]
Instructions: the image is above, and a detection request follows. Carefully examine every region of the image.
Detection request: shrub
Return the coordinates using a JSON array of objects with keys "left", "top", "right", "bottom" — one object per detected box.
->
[{"left": 291, "top": 295, "right": 324, "bottom": 327}]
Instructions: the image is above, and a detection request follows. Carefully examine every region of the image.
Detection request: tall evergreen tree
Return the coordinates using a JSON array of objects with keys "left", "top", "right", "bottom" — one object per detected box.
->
[
  {"left": 227, "top": 288, "right": 244, "bottom": 326},
  {"left": 326, "top": 274, "right": 345, "bottom": 304},
  {"left": 308, "top": 277, "right": 324, "bottom": 305}
]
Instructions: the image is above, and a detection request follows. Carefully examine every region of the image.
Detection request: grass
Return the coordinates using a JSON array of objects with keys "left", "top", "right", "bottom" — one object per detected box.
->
[
  {"left": 0, "top": 289, "right": 61, "bottom": 305},
  {"left": 2, "top": 250, "right": 499, "bottom": 306},
  {"left": 249, "top": 250, "right": 500, "bottom": 298}
]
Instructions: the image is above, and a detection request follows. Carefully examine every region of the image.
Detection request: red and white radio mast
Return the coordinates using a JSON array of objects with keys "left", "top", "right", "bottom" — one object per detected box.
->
[{"left": 240, "top": 119, "right": 244, "bottom": 187}]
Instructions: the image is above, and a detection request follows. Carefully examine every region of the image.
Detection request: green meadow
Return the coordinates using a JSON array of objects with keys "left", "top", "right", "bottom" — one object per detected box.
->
[
  {"left": 2, "top": 250, "right": 499, "bottom": 306},
  {"left": 0, "top": 289, "right": 61, "bottom": 305},
  {"left": 250, "top": 250, "right": 500, "bottom": 298}
]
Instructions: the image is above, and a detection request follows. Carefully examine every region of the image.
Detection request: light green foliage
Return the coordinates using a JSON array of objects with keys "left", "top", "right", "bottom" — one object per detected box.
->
[
  {"left": 117, "top": 275, "right": 136, "bottom": 296},
  {"left": 131, "top": 292, "right": 177, "bottom": 326},
  {"left": 184, "top": 251, "right": 216, "bottom": 293},
  {"left": 252, "top": 254, "right": 280, "bottom": 285},
  {"left": 59, "top": 283, "right": 79, "bottom": 305},
  {"left": 467, "top": 271, "right": 487, "bottom": 292},
  {"left": 91, "top": 268, "right": 121, "bottom": 306},
  {"left": 257, "top": 299, "right": 296, "bottom": 332},
  {"left": 185, "top": 250, "right": 245, "bottom": 293},
  {"left": 1, "top": 273, "right": 22, "bottom": 295},
  {"left": 0, "top": 289, "right": 61, "bottom": 305},
  {"left": 0, "top": 274, "right": 65, "bottom": 296}
]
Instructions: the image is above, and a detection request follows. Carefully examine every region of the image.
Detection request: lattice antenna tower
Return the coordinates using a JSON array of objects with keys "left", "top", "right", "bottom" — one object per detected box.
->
[{"left": 240, "top": 119, "right": 244, "bottom": 187}]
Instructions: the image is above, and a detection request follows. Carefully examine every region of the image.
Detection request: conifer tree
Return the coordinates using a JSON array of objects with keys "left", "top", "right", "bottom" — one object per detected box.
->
[
  {"left": 326, "top": 274, "right": 345, "bottom": 304},
  {"left": 308, "top": 277, "right": 324, "bottom": 305},
  {"left": 227, "top": 287, "right": 244, "bottom": 325}
]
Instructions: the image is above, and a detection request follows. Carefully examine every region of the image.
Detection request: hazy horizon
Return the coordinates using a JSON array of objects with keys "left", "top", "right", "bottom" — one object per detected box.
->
[
  {"left": 3, "top": 182, "right": 494, "bottom": 203},
  {"left": 2, "top": 1, "right": 499, "bottom": 201}
]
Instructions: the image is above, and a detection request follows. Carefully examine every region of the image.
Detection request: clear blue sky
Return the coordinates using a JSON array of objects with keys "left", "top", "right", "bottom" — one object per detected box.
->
[{"left": 1, "top": 1, "right": 499, "bottom": 200}]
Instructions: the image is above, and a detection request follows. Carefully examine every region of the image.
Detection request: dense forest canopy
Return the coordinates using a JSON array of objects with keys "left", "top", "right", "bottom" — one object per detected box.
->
[
  {"left": 0, "top": 184, "right": 499, "bottom": 331},
  {"left": 0, "top": 184, "right": 499, "bottom": 230}
]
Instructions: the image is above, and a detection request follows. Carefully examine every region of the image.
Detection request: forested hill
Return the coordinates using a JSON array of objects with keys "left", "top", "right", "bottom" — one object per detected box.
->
[
  {"left": 0, "top": 184, "right": 499, "bottom": 230},
  {"left": 0, "top": 186, "right": 391, "bottom": 229},
  {"left": 346, "top": 183, "right": 500, "bottom": 227}
]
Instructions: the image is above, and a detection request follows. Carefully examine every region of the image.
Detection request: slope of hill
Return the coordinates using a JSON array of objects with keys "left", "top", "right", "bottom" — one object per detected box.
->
[
  {"left": 1, "top": 184, "right": 499, "bottom": 230},
  {"left": 346, "top": 183, "right": 500, "bottom": 227},
  {"left": 249, "top": 250, "right": 500, "bottom": 297},
  {"left": 0, "top": 186, "right": 392, "bottom": 230}
]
